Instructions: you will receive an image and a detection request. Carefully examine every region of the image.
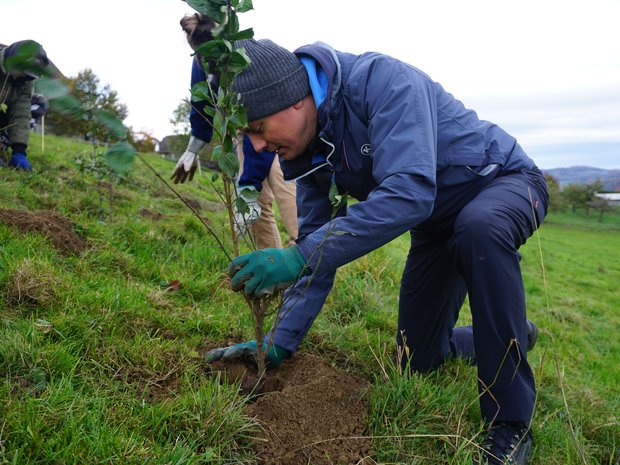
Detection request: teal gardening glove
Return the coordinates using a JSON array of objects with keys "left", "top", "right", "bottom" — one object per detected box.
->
[
  {"left": 205, "top": 340, "right": 289, "bottom": 368},
  {"left": 227, "top": 246, "right": 309, "bottom": 296}
]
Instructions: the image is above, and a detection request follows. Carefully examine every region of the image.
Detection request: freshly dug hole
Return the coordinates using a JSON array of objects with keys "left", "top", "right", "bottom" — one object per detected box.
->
[{"left": 204, "top": 347, "right": 374, "bottom": 465}]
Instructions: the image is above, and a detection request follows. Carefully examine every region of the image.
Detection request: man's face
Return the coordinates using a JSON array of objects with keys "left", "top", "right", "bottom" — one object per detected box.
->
[{"left": 244, "top": 96, "right": 316, "bottom": 161}]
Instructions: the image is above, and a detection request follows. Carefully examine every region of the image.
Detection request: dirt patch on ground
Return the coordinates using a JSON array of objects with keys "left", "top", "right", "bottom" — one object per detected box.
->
[
  {"left": 139, "top": 208, "right": 169, "bottom": 221},
  {"left": 181, "top": 196, "right": 225, "bottom": 213},
  {"left": 203, "top": 343, "right": 373, "bottom": 465},
  {"left": 0, "top": 209, "right": 86, "bottom": 255}
]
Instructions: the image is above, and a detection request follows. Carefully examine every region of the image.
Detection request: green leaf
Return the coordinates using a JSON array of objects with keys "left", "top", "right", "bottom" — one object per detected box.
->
[
  {"left": 217, "top": 150, "right": 239, "bottom": 178},
  {"left": 0, "top": 103, "right": 7, "bottom": 113},
  {"left": 237, "top": 0, "right": 254, "bottom": 13},
  {"left": 191, "top": 81, "right": 212, "bottom": 102},
  {"left": 329, "top": 179, "right": 348, "bottom": 209},
  {"left": 211, "top": 144, "right": 223, "bottom": 160},
  {"left": 34, "top": 76, "right": 70, "bottom": 99},
  {"left": 94, "top": 109, "right": 128, "bottom": 139},
  {"left": 49, "top": 95, "right": 84, "bottom": 118},
  {"left": 213, "top": 111, "right": 224, "bottom": 140},
  {"left": 194, "top": 40, "right": 231, "bottom": 63},
  {"left": 239, "top": 186, "right": 259, "bottom": 201},
  {"left": 211, "top": 172, "right": 219, "bottom": 182},
  {"left": 230, "top": 28, "right": 254, "bottom": 41},
  {"left": 104, "top": 141, "right": 135, "bottom": 174},
  {"left": 184, "top": 0, "right": 228, "bottom": 23},
  {"left": 229, "top": 49, "right": 251, "bottom": 73},
  {"left": 3, "top": 40, "right": 49, "bottom": 77},
  {"left": 228, "top": 105, "right": 247, "bottom": 128},
  {"left": 227, "top": 10, "right": 240, "bottom": 35},
  {"left": 329, "top": 179, "right": 339, "bottom": 204},
  {"left": 235, "top": 196, "right": 249, "bottom": 214},
  {"left": 202, "top": 105, "right": 216, "bottom": 118}
]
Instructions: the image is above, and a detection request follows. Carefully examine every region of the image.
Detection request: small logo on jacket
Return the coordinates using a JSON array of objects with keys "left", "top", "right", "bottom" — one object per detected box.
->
[{"left": 361, "top": 144, "right": 372, "bottom": 156}]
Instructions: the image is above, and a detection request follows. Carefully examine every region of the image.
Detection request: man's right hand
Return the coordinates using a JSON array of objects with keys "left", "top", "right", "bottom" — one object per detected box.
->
[
  {"left": 170, "top": 149, "right": 198, "bottom": 184},
  {"left": 170, "top": 136, "right": 207, "bottom": 184},
  {"left": 205, "top": 340, "right": 290, "bottom": 368}
]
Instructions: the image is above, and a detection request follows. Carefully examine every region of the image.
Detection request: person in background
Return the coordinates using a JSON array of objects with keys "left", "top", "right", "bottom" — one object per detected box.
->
[
  {"left": 213, "top": 38, "right": 548, "bottom": 465},
  {"left": 30, "top": 93, "right": 49, "bottom": 132},
  {"left": 171, "top": 14, "right": 297, "bottom": 249},
  {"left": 0, "top": 40, "right": 50, "bottom": 171}
]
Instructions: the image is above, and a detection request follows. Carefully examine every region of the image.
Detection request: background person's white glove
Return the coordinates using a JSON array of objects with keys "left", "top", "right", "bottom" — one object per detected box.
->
[
  {"left": 170, "top": 136, "right": 207, "bottom": 184},
  {"left": 233, "top": 184, "right": 261, "bottom": 237}
]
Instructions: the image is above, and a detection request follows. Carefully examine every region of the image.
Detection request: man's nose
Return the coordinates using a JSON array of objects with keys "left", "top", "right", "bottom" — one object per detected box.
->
[{"left": 246, "top": 134, "right": 268, "bottom": 153}]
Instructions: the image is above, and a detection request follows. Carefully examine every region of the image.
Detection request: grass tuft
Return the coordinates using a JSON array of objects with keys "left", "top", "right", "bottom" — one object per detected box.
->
[{"left": 5, "top": 258, "right": 63, "bottom": 309}]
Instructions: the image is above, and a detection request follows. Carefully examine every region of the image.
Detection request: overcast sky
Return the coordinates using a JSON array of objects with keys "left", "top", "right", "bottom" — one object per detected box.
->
[{"left": 3, "top": 0, "right": 619, "bottom": 169}]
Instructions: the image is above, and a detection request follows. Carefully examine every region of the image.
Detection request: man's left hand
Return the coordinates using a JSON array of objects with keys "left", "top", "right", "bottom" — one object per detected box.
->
[
  {"left": 9, "top": 152, "right": 31, "bottom": 171},
  {"left": 205, "top": 340, "right": 290, "bottom": 368},
  {"left": 227, "top": 246, "right": 309, "bottom": 296}
]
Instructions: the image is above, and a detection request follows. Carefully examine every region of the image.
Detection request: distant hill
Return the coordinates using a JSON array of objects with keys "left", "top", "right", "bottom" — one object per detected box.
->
[{"left": 543, "top": 166, "right": 620, "bottom": 191}]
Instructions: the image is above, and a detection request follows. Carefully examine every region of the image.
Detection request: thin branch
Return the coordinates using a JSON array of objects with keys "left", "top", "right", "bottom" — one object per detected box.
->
[{"left": 135, "top": 152, "right": 232, "bottom": 262}]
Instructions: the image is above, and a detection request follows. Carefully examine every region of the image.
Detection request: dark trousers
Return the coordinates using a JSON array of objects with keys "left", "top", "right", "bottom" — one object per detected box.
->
[{"left": 397, "top": 168, "right": 548, "bottom": 423}]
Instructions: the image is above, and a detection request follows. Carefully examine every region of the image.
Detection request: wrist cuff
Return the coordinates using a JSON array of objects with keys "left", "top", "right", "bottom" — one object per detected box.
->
[
  {"left": 187, "top": 136, "right": 207, "bottom": 153},
  {"left": 11, "top": 143, "right": 27, "bottom": 154}
]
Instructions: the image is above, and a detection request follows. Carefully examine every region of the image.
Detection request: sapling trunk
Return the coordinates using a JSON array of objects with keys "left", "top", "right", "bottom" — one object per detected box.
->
[
  {"left": 249, "top": 296, "right": 267, "bottom": 379},
  {"left": 224, "top": 178, "right": 240, "bottom": 257}
]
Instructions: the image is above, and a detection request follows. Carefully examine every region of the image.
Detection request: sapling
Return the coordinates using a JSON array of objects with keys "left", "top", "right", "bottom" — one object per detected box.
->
[
  {"left": 182, "top": 0, "right": 280, "bottom": 380},
  {"left": 181, "top": 0, "right": 354, "bottom": 384}
]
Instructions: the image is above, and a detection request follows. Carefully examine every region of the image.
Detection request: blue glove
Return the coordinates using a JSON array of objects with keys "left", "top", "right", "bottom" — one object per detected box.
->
[
  {"left": 9, "top": 152, "right": 32, "bottom": 171},
  {"left": 205, "top": 340, "right": 290, "bottom": 368},
  {"left": 227, "top": 246, "right": 309, "bottom": 296}
]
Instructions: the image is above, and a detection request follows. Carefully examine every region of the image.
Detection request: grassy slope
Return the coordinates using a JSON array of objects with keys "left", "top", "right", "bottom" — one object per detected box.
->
[{"left": 0, "top": 134, "right": 618, "bottom": 464}]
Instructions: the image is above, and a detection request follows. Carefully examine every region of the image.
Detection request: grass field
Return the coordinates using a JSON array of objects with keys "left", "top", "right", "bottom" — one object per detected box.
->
[{"left": 1, "top": 134, "right": 618, "bottom": 464}]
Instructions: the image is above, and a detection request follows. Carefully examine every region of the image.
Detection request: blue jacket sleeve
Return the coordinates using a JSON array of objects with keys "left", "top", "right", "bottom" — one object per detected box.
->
[
  {"left": 297, "top": 58, "right": 438, "bottom": 274},
  {"left": 189, "top": 57, "right": 213, "bottom": 142},
  {"left": 265, "top": 170, "right": 341, "bottom": 352},
  {"left": 238, "top": 134, "right": 275, "bottom": 191}
]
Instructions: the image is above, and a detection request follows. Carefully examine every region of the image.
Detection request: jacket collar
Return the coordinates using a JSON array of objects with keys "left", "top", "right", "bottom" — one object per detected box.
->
[{"left": 280, "top": 42, "right": 341, "bottom": 181}]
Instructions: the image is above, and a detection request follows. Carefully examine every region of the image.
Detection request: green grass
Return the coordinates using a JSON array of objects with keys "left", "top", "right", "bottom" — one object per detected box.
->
[{"left": 1, "top": 133, "right": 618, "bottom": 464}]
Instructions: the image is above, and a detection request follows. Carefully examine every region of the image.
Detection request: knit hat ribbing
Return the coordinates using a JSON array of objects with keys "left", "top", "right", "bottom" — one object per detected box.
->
[{"left": 233, "top": 39, "right": 310, "bottom": 122}]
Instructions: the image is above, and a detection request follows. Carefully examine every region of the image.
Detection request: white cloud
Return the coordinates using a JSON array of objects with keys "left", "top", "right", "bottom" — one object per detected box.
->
[{"left": 3, "top": 0, "right": 619, "bottom": 168}]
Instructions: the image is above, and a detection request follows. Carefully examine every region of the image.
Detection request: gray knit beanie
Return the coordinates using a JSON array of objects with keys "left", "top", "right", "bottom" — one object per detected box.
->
[{"left": 233, "top": 39, "right": 310, "bottom": 122}]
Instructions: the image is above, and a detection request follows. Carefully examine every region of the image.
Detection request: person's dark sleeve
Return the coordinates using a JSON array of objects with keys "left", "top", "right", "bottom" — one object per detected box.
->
[
  {"left": 7, "top": 80, "right": 33, "bottom": 153},
  {"left": 189, "top": 57, "right": 213, "bottom": 143}
]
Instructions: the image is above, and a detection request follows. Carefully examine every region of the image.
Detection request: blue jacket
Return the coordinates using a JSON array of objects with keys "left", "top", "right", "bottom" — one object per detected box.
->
[
  {"left": 286, "top": 42, "right": 535, "bottom": 273},
  {"left": 269, "top": 42, "right": 537, "bottom": 352},
  {"left": 189, "top": 57, "right": 274, "bottom": 189}
]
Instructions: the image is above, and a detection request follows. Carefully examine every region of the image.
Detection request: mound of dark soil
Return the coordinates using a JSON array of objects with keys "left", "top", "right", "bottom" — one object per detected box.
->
[
  {"left": 208, "top": 352, "right": 373, "bottom": 465},
  {"left": 0, "top": 209, "right": 86, "bottom": 255}
]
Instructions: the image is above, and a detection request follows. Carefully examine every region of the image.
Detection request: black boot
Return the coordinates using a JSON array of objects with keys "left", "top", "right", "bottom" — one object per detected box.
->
[
  {"left": 526, "top": 320, "right": 539, "bottom": 352},
  {"left": 475, "top": 421, "right": 533, "bottom": 464}
]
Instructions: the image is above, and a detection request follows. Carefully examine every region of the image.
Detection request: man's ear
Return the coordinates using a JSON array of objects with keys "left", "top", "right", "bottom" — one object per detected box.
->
[{"left": 294, "top": 95, "right": 316, "bottom": 111}]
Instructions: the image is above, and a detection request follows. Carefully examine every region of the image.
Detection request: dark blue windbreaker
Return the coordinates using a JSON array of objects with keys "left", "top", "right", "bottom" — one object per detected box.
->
[
  {"left": 189, "top": 57, "right": 275, "bottom": 189},
  {"left": 269, "top": 42, "right": 537, "bottom": 352}
]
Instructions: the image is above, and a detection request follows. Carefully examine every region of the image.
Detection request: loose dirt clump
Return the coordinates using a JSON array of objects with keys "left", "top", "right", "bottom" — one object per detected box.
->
[
  {"left": 0, "top": 209, "right": 86, "bottom": 255},
  {"left": 206, "top": 349, "right": 373, "bottom": 465}
]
